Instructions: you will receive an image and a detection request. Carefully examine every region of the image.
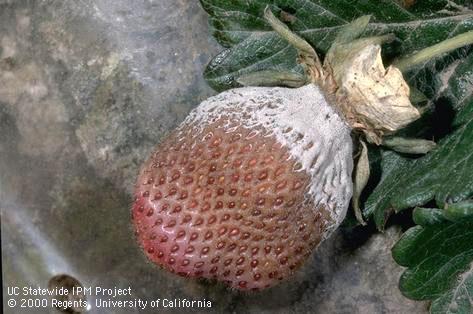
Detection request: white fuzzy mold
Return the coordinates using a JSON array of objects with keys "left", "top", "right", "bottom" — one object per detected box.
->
[{"left": 181, "top": 84, "right": 354, "bottom": 237}]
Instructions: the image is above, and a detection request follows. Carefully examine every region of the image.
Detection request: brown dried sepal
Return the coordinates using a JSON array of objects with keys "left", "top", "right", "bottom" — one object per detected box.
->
[
  {"left": 326, "top": 42, "right": 420, "bottom": 144},
  {"left": 298, "top": 16, "right": 422, "bottom": 144}
]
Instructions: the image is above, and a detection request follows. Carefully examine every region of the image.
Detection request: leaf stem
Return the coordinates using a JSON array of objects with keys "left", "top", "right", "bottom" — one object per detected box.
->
[
  {"left": 394, "top": 30, "right": 473, "bottom": 72},
  {"left": 263, "top": 6, "right": 321, "bottom": 66}
]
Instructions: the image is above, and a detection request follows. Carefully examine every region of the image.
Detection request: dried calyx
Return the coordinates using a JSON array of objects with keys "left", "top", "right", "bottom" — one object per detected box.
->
[{"left": 263, "top": 9, "right": 421, "bottom": 145}]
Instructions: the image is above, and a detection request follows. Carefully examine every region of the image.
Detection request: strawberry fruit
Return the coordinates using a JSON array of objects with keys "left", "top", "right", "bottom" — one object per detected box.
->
[{"left": 132, "top": 85, "right": 353, "bottom": 291}]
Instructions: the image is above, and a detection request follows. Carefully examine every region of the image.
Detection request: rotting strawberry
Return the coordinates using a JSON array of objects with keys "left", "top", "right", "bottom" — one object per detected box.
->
[
  {"left": 132, "top": 6, "right": 473, "bottom": 291},
  {"left": 132, "top": 85, "right": 353, "bottom": 291}
]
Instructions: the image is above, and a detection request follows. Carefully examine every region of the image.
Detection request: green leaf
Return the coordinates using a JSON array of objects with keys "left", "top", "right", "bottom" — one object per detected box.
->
[
  {"left": 392, "top": 209, "right": 473, "bottom": 314},
  {"left": 363, "top": 149, "right": 413, "bottom": 228},
  {"left": 430, "top": 271, "right": 473, "bottom": 314},
  {"left": 364, "top": 52, "right": 473, "bottom": 230},
  {"left": 413, "top": 207, "right": 446, "bottom": 226},
  {"left": 200, "top": 0, "right": 473, "bottom": 90}
]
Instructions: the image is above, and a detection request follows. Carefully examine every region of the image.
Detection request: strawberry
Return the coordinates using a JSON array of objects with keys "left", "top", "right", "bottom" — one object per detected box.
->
[{"left": 132, "top": 85, "right": 353, "bottom": 291}]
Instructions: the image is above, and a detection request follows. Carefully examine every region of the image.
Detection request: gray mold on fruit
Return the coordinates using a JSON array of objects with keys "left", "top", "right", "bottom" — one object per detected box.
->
[{"left": 184, "top": 85, "right": 353, "bottom": 236}]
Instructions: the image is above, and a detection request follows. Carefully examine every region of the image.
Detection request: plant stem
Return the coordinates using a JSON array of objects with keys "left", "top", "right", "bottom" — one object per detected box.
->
[
  {"left": 263, "top": 6, "right": 321, "bottom": 66},
  {"left": 394, "top": 30, "right": 473, "bottom": 72}
]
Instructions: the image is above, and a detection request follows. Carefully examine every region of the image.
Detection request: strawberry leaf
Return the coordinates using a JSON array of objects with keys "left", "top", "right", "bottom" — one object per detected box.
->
[
  {"left": 364, "top": 51, "right": 473, "bottom": 230},
  {"left": 200, "top": 0, "right": 473, "bottom": 91},
  {"left": 392, "top": 206, "right": 473, "bottom": 314}
]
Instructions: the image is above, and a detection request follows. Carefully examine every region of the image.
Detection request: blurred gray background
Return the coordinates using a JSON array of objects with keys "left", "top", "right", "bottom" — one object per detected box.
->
[{"left": 1, "top": 1, "right": 427, "bottom": 313}]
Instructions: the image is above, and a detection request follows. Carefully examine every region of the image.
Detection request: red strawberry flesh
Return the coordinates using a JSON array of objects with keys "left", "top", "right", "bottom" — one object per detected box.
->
[{"left": 132, "top": 116, "right": 331, "bottom": 291}]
